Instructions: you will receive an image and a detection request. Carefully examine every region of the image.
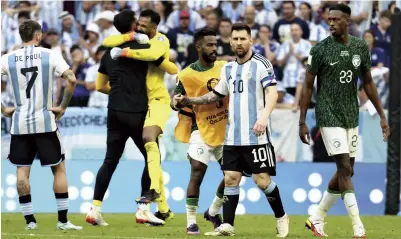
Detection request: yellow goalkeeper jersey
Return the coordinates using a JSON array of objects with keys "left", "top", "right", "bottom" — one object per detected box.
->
[{"left": 103, "top": 32, "right": 173, "bottom": 102}]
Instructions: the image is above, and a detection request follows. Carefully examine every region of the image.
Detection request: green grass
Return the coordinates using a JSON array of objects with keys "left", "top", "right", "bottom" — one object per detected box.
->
[{"left": 2, "top": 213, "right": 401, "bottom": 239}]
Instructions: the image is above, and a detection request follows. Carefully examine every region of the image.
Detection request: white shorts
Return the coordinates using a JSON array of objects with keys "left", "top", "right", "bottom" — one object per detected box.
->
[
  {"left": 320, "top": 127, "right": 358, "bottom": 158},
  {"left": 187, "top": 130, "right": 223, "bottom": 166}
]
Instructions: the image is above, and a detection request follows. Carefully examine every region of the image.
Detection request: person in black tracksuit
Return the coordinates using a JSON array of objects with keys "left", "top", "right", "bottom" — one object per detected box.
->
[{"left": 87, "top": 10, "right": 160, "bottom": 224}]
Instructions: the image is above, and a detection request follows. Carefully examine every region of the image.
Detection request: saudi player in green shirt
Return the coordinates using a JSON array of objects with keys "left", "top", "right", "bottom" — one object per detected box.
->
[{"left": 299, "top": 3, "right": 390, "bottom": 238}]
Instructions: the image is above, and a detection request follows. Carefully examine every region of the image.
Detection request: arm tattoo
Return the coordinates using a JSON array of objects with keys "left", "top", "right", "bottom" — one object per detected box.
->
[
  {"left": 60, "top": 70, "right": 77, "bottom": 109},
  {"left": 188, "top": 92, "right": 222, "bottom": 105}
]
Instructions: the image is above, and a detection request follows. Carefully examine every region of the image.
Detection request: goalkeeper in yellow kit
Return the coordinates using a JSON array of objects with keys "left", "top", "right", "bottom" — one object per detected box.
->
[{"left": 103, "top": 9, "right": 175, "bottom": 223}]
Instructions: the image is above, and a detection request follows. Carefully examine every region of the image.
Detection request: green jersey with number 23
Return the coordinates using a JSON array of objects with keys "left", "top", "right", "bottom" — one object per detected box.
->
[{"left": 307, "top": 35, "right": 371, "bottom": 128}]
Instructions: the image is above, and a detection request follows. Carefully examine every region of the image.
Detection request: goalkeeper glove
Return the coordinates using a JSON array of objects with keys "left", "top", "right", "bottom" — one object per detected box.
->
[
  {"left": 125, "top": 32, "right": 149, "bottom": 44},
  {"left": 110, "top": 47, "right": 129, "bottom": 60}
]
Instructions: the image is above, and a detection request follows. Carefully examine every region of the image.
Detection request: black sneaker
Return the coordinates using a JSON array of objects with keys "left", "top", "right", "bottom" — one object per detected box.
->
[
  {"left": 154, "top": 210, "right": 175, "bottom": 221},
  {"left": 204, "top": 209, "right": 223, "bottom": 229},
  {"left": 136, "top": 189, "right": 160, "bottom": 204}
]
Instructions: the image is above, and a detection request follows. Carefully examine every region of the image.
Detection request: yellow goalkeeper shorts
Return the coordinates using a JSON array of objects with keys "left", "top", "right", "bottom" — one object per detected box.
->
[{"left": 144, "top": 99, "right": 172, "bottom": 132}]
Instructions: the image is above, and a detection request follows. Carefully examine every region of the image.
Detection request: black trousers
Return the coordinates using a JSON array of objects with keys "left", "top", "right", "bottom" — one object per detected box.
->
[{"left": 93, "top": 109, "right": 151, "bottom": 201}]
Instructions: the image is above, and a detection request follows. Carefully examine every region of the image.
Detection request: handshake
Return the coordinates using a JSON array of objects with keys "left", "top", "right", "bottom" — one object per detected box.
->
[{"left": 172, "top": 94, "right": 190, "bottom": 109}]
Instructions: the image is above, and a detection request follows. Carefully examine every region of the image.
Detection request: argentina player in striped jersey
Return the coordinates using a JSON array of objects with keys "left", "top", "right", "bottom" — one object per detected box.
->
[
  {"left": 1, "top": 20, "right": 82, "bottom": 231},
  {"left": 175, "top": 23, "right": 289, "bottom": 237}
]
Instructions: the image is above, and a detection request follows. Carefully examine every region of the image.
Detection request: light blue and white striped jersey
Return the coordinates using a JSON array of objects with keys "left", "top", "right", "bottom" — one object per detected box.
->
[
  {"left": 214, "top": 53, "right": 277, "bottom": 146},
  {"left": 1, "top": 46, "right": 70, "bottom": 135},
  {"left": 277, "top": 39, "right": 311, "bottom": 88}
]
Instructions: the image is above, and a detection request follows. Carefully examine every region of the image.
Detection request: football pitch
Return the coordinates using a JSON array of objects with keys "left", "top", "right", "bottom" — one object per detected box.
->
[{"left": 2, "top": 214, "right": 401, "bottom": 239}]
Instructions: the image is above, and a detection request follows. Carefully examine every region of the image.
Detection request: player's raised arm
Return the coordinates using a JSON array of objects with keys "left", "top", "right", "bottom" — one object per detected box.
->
[
  {"left": 299, "top": 48, "right": 319, "bottom": 144},
  {"left": 359, "top": 44, "right": 390, "bottom": 141},
  {"left": 103, "top": 32, "right": 149, "bottom": 47},
  {"left": 111, "top": 38, "right": 166, "bottom": 61}
]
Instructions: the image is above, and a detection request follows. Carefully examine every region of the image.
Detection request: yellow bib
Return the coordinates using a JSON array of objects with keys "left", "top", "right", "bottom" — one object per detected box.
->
[{"left": 174, "top": 61, "right": 228, "bottom": 147}]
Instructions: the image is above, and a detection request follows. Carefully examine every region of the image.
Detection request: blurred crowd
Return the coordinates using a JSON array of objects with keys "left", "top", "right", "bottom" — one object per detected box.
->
[{"left": 1, "top": 0, "right": 399, "bottom": 111}]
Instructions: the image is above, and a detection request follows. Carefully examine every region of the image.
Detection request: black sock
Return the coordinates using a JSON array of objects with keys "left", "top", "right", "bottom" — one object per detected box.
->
[
  {"left": 93, "top": 160, "right": 118, "bottom": 201},
  {"left": 263, "top": 181, "right": 285, "bottom": 218},
  {"left": 141, "top": 165, "right": 151, "bottom": 196},
  {"left": 223, "top": 186, "right": 239, "bottom": 226},
  {"left": 55, "top": 192, "right": 69, "bottom": 223},
  {"left": 19, "top": 195, "right": 36, "bottom": 224}
]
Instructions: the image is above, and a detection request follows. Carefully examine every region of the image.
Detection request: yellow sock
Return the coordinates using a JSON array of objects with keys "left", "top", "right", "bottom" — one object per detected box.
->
[
  {"left": 157, "top": 169, "right": 169, "bottom": 213},
  {"left": 93, "top": 200, "right": 102, "bottom": 207},
  {"left": 145, "top": 142, "right": 161, "bottom": 193}
]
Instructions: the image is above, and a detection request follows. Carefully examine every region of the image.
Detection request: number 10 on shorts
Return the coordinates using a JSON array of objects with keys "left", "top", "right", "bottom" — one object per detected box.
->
[{"left": 252, "top": 145, "right": 275, "bottom": 167}]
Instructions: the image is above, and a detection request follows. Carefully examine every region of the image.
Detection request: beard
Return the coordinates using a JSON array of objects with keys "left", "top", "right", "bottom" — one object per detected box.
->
[
  {"left": 136, "top": 29, "right": 146, "bottom": 35},
  {"left": 202, "top": 51, "right": 216, "bottom": 64},
  {"left": 235, "top": 48, "right": 249, "bottom": 58}
]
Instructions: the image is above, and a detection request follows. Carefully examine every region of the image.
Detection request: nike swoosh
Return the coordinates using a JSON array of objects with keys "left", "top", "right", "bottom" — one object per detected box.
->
[{"left": 330, "top": 62, "right": 339, "bottom": 66}]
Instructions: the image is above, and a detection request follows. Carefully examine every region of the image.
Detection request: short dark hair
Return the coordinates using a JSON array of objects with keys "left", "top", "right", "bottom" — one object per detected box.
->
[
  {"left": 231, "top": 22, "right": 251, "bottom": 36},
  {"left": 329, "top": 3, "right": 352, "bottom": 16},
  {"left": 282, "top": 1, "right": 295, "bottom": 8},
  {"left": 259, "top": 24, "right": 271, "bottom": 32},
  {"left": 194, "top": 27, "right": 216, "bottom": 43},
  {"left": 140, "top": 9, "right": 161, "bottom": 25},
  {"left": 18, "top": 11, "right": 31, "bottom": 20},
  {"left": 19, "top": 20, "right": 42, "bottom": 42},
  {"left": 96, "top": 45, "right": 108, "bottom": 55},
  {"left": 70, "top": 44, "right": 82, "bottom": 54},
  {"left": 219, "top": 17, "right": 232, "bottom": 25},
  {"left": 380, "top": 10, "right": 392, "bottom": 20},
  {"left": 113, "top": 9, "right": 136, "bottom": 33}
]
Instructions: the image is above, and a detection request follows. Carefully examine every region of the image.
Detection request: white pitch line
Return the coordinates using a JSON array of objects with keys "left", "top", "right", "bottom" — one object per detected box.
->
[{"left": 1, "top": 233, "right": 165, "bottom": 239}]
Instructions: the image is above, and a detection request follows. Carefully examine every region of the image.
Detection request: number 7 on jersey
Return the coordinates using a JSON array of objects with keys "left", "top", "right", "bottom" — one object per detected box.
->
[{"left": 21, "top": 66, "right": 39, "bottom": 99}]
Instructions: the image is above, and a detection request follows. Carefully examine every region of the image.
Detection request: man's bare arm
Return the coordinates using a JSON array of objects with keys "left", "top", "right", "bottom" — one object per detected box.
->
[
  {"left": 187, "top": 91, "right": 223, "bottom": 105},
  {"left": 60, "top": 69, "right": 77, "bottom": 109},
  {"left": 299, "top": 71, "right": 315, "bottom": 124}
]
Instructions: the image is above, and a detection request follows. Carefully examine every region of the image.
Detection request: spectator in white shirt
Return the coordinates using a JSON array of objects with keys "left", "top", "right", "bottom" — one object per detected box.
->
[
  {"left": 348, "top": 0, "right": 372, "bottom": 37},
  {"left": 221, "top": 1, "right": 244, "bottom": 23},
  {"left": 86, "top": 46, "right": 109, "bottom": 108},
  {"left": 95, "top": 10, "right": 119, "bottom": 44},
  {"left": 309, "top": 4, "right": 330, "bottom": 45},
  {"left": 80, "top": 23, "right": 101, "bottom": 64},
  {"left": 58, "top": 11, "right": 80, "bottom": 49},
  {"left": 102, "top": 1, "right": 120, "bottom": 14},
  {"left": 166, "top": 1, "right": 205, "bottom": 32},
  {"left": 243, "top": 6, "right": 261, "bottom": 39},
  {"left": 277, "top": 23, "right": 312, "bottom": 96},
  {"left": 154, "top": 1, "right": 174, "bottom": 34},
  {"left": 254, "top": 0, "right": 278, "bottom": 28}
]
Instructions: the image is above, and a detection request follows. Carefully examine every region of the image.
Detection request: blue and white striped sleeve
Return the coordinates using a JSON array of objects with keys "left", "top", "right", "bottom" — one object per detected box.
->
[
  {"left": 259, "top": 64, "right": 277, "bottom": 89},
  {"left": 213, "top": 64, "right": 230, "bottom": 96}
]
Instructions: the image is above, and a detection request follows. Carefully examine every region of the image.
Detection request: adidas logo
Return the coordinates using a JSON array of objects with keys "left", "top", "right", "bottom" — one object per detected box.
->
[{"left": 260, "top": 163, "right": 267, "bottom": 168}]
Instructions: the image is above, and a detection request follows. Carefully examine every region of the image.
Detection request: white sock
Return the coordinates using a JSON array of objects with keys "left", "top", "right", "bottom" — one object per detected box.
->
[
  {"left": 343, "top": 192, "right": 362, "bottom": 226},
  {"left": 56, "top": 198, "right": 68, "bottom": 211},
  {"left": 208, "top": 195, "right": 224, "bottom": 216},
  {"left": 311, "top": 190, "right": 340, "bottom": 221},
  {"left": 186, "top": 204, "right": 198, "bottom": 227},
  {"left": 21, "top": 202, "right": 33, "bottom": 216}
]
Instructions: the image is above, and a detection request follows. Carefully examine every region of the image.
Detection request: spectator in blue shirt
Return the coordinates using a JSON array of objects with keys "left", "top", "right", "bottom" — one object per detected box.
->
[
  {"left": 272, "top": 1, "right": 310, "bottom": 43},
  {"left": 67, "top": 44, "right": 92, "bottom": 107},
  {"left": 363, "top": 30, "right": 386, "bottom": 68},
  {"left": 370, "top": 10, "right": 392, "bottom": 66}
]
